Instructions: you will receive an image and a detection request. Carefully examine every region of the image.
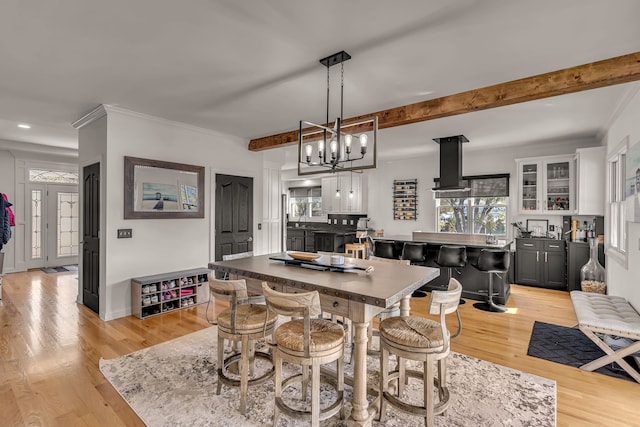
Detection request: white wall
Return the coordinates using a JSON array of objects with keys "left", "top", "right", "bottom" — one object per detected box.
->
[
  {"left": 366, "top": 137, "right": 601, "bottom": 237},
  {"left": 604, "top": 84, "right": 640, "bottom": 308},
  {"left": 77, "top": 107, "right": 266, "bottom": 320}
]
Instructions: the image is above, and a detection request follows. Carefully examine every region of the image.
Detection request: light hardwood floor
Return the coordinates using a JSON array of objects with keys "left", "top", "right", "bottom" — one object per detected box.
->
[{"left": 1, "top": 270, "right": 639, "bottom": 426}]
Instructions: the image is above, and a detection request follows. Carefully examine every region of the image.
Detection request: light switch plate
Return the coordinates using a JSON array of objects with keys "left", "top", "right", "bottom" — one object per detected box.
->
[{"left": 117, "top": 228, "right": 132, "bottom": 238}]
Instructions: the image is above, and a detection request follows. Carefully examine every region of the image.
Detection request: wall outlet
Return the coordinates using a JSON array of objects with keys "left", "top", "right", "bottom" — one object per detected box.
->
[{"left": 117, "top": 228, "right": 132, "bottom": 238}]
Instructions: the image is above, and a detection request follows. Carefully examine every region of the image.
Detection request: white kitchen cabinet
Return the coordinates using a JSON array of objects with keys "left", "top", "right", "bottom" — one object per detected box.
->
[
  {"left": 516, "top": 155, "right": 575, "bottom": 214},
  {"left": 321, "top": 174, "right": 365, "bottom": 213},
  {"left": 575, "top": 146, "right": 605, "bottom": 215}
]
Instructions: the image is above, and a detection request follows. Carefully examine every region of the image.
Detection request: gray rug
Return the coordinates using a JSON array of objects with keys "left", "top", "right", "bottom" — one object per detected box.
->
[{"left": 100, "top": 327, "right": 556, "bottom": 427}]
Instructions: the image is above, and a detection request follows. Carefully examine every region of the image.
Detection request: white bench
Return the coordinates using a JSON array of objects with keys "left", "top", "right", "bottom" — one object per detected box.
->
[{"left": 570, "top": 291, "right": 640, "bottom": 382}]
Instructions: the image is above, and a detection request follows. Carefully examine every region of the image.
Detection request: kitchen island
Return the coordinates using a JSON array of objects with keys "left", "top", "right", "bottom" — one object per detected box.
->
[
  {"left": 209, "top": 253, "right": 439, "bottom": 427},
  {"left": 373, "top": 232, "right": 513, "bottom": 304}
]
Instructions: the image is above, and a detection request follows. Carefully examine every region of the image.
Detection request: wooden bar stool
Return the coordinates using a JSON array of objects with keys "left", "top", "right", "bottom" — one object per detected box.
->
[
  {"left": 345, "top": 243, "right": 366, "bottom": 259},
  {"left": 209, "top": 278, "right": 278, "bottom": 415},
  {"left": 378, "top": 278, "right": 462, "bottom": 427},
  {"left": 262, "top": 282, "right": 345, "bottom": 427}
]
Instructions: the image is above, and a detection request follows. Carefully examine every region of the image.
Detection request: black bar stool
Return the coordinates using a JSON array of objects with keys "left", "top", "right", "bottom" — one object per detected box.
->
[
  {"left": 401, "top": 242, "right": 428, "bottom": 298},
  {"left": 374, "top": 240, "right": 396, "bottom": 259},
  {"left": 472, "top": 249, "right": 509, "bottom": 313}
]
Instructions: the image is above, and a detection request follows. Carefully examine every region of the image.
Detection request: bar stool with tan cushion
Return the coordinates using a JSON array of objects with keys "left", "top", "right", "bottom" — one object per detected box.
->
[
  {"left": 209, "top": 278, "right": 278, "bottom": 415},
  {"left": 262, "top": 282, "right": 345, "bottom": 427},
  {"left": 378, "top": 278, "right": 462, "bottom": 427}
]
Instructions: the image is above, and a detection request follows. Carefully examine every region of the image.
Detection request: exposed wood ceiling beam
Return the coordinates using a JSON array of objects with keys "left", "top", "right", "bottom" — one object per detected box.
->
[{"left": 248, "top": 51, "right": 640, "bottom": 151}]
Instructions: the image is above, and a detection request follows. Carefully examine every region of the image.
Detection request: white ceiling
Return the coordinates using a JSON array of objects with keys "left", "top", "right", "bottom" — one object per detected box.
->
[{"left": 1, "top": 0, "right": 639, "bottom": 162}]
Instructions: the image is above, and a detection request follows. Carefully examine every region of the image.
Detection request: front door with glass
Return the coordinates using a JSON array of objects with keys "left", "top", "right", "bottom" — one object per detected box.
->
[{"left": 30, "top": 184, "right": 79, "bottom": 268}]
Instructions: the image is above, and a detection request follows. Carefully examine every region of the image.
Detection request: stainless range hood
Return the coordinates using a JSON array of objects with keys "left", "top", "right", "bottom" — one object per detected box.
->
[{"left": 432, "top": 134, "right": 470, "bottom": 192}]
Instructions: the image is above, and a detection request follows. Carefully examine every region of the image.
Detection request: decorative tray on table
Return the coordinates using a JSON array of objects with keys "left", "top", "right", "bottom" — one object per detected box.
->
[{"left": 270, "top": 252, "right": 374, "bottom": 273}]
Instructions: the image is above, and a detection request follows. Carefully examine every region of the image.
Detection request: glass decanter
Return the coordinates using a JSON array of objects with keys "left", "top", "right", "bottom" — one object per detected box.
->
[{"left": 580, "top": 237, "right": 606, "bottom": 293}]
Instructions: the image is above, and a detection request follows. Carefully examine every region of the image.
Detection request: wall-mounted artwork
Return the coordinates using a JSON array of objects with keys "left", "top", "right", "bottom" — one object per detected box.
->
[{"left": 124, "top": 156, "right": 204, "bottom": 219}]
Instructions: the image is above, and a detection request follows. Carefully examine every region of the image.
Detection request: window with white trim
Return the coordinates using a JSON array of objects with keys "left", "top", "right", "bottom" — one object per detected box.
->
[
  {"left": 435, "top": 174, "right": 509, "bottom": 236},
  {"left": 608, "top": 138, "right": 627, "bottom": 255},
  {"left": 289, "top": 186, "right": 322, "bottom": 219}
]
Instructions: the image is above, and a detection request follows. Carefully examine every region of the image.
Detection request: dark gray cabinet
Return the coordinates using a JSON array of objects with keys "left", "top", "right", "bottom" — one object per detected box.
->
[
  {"left": 286, "top": 229, "right": 305, "bottom": 251},
  {"left": 314, "top": 232, "right": 355, "bottom": 253},
  {"left": 515, "top": 240, "right": 540, "bottom": 285},
  {"left": 305, "top": 231, "right": 315, "bottom": 252},
  {"left": 567, "top": 241, "right": 605, "bottom": 291},
  {"left": 515, "top": 238, "right": 566, "bottom": 289}
]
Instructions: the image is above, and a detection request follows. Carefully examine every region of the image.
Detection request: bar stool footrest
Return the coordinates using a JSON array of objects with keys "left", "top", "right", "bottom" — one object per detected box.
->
[
  {"left": 276, "top": 372, "right": 344, "bottom": 422},
  {"left": 382, "top": 369, "right": 450, "bottom": 417},
  {"left": 217, "top": 352, "right": 275, "bottom": 388}
]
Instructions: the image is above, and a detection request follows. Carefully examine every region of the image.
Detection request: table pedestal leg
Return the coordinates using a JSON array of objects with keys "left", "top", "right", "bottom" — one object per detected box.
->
[
  {"left": 400, "top": 295, "right": 411, "bottom": 317},
  {"left": 347, "top": 321, "right": 376, "bottom": 427}
]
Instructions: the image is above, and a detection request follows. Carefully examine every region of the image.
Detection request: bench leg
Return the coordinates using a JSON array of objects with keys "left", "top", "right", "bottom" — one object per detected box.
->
[{"left": 579, "top": 327, "right": 640, "bottom": 383}]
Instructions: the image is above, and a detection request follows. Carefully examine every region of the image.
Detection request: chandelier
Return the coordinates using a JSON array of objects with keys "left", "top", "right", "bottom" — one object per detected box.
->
[{"left": 297, "top": 51, "right": 377, "bottom": 176}]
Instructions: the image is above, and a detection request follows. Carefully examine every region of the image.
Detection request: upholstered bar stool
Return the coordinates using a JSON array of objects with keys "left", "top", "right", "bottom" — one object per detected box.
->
[
  {"left": 378, "top": 278, "right": 463, "bottom": 427},
  {"left": 262, "top": 282, "right": 345, "bottom": 427},
  {"left": 472, "top": 249, "right": 510, "bottom": 313},
  {"left": 209, "top": 278, "right": 278, "bottom": 415},
  {"left": 401, "top": 242, "right": 428, "bottom": 298},
  {"left": 435, "top": 245, "right": 467, "bottom": 335},
  {"left": 374, "top": 240, "right": 396, "bottom": 259}
]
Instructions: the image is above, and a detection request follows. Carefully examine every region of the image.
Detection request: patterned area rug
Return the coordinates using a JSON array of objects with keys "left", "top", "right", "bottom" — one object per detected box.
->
[
  {"left": 100, "top": 327, "right": 556, "bottom": 427},
  {"left": 527, "top": 321, "right": 638, "bottom": 382}
]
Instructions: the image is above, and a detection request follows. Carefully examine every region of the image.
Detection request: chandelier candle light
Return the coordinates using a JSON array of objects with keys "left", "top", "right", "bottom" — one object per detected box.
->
[{"left": 298, "top": 51, "right": 378, "bottom": 176}]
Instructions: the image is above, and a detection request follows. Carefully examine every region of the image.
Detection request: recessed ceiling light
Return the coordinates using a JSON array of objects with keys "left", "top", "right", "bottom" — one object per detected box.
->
[{"left": 18, "top": 123, "right": 31, "bottom": 129}]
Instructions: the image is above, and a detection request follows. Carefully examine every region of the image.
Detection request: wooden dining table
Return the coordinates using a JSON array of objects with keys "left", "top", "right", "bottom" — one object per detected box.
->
[{"left": 208, "top": 252, "right": 440, "bottom": 427}]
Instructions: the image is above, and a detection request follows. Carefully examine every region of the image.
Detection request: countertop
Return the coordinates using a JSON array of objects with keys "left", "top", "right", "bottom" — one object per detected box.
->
[
  {"left": 287, "top": 226, "right": 356, "bottom": 236},
  {"left": 373, "top": 234, "right": 511, "bottom": 249}
]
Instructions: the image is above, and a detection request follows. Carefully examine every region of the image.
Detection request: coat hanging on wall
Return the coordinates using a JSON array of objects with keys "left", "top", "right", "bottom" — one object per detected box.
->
[{"left": 0, "top": 193, "right": 14, "bottom": 251}]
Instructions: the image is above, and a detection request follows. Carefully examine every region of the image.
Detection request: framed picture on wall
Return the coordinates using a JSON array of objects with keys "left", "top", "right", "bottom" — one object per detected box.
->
[{"left": 124, "top": 156, "right": 205, "bottom": 219}]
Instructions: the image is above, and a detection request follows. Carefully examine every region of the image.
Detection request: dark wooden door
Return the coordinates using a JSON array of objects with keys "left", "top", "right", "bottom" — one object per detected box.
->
[
  {"left": 82, "top": 162, "right": 100, "bottom": 314},
  {"left": 215, "top": 174, "right": 253, "bottom": 260}
]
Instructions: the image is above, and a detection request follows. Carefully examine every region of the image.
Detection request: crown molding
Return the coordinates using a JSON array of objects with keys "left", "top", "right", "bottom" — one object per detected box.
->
[
  {"left": 71, "top": 104, "right": 108, "bottom": 129},
  {"left": 71, "top": 104, "right": 245, "bottom": 145}
]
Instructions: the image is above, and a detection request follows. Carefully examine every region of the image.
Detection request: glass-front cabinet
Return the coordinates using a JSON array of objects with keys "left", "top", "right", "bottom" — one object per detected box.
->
[{"left": 517, "top": 155, "right": 574, "bottom": 214}]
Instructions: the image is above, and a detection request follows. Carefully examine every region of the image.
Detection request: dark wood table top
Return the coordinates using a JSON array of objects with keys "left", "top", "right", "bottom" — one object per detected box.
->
[{"left": 208, "top": 252, "right": 439, "bottom": 310}]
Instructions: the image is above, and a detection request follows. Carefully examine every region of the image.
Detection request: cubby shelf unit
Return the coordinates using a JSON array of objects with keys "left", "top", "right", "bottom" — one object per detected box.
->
[{"left": 131, "top": 267, "right": 210, "bottom": 319}]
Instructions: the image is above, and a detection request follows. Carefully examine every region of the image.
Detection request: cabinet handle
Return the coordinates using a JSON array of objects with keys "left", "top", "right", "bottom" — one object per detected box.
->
[
  {"left": 550, "top": 245, "right": 559, "bottom": 248},
  {"left": 523, "top": 243, "right": 534, "bottom": 247},
  {"left": 544, "top": 252, "right": 548, "bottom": 263},
  {"left": 536, "top": 251, "right": 539, "bottom": 262}
]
